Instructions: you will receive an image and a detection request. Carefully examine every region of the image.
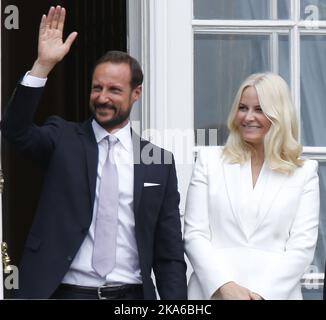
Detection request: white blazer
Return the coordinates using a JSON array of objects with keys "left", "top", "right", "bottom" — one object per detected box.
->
[{"left": 184, "top": 147, "right": 319, "bottom": 300}]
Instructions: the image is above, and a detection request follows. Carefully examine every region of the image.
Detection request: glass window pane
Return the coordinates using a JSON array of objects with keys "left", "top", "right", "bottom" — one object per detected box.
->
[
  {"left": 300, "top": 35, "right": 326, "bottom": 146},
  {"left": 301, "top": 0, "right": 326, "bottom": 20},
  {"left": 278, "top": 0, "right": 291, "bottom": 19},
  {"left": 194, "top": 33, "right": 270, "bottom": 145},
  {"left": 194, "top": 0, "right": 290, "bottom": 20}
]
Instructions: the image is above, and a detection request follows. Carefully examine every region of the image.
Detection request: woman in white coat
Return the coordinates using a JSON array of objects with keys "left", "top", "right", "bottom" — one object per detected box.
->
[{"left": 184, "top": 73, "right": 320, "bottom": 300}]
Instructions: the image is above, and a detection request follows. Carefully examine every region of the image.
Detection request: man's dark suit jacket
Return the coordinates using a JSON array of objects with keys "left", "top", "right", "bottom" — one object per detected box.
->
[{"left": 1, "top": 84, "right": 187, "bottom": 299}]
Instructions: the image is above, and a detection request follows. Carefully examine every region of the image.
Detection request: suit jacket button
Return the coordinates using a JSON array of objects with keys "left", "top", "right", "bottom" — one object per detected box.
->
[{"left": 67, "top": 256, "right": 73, "bottom": 261}]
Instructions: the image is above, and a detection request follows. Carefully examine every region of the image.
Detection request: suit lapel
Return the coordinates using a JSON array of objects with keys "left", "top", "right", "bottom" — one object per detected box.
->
[
  {"left": 132, "top": 131, "right": 147, "bottom": 220},
  {"left": 251, "top": 168, "right": 287, "bottom": 235},
  {"left": 221, "top": 159, "right": 287, "bottom": 239},
  {"left": 222, "top": 160, "right": 247, "bottom": 235},
  {"left": 77, "top": 125, "right": 148, "bottom": 219},
  {"left": 77, "top": 119, "right": 98, "bottom": 207},
  {"left": 223, "top": 158, "right": 287, "bottom": 239}
]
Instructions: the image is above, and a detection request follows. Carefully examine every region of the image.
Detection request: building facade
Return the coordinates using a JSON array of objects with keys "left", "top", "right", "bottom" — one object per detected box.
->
[{"left": 1, "top": 0, "right": 325, "bottom": 299}]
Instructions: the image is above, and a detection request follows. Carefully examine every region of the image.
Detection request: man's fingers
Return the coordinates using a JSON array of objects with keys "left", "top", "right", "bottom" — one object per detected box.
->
[
  {"left": 41, "top": 6, "right": 66, "bottom": 34},
  {"left": 64, "top": 32, "right": 78, "bottom": 51},
  {"left": 51, "top": 6, "right": 61, "bottom": 30},
  {"left": 45, "top": 6, "right": 55, "bottom": 29},
  {"left": 57, "top": 7, "right": 66, "bottom": 33},
  {"left": 39, "top": 14, "right": 46, "bottom": 33}
]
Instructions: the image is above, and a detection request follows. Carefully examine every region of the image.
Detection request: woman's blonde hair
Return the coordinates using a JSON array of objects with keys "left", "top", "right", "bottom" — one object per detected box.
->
[{"left": 223, "top": 72, "right": 303, "bottom": 174}]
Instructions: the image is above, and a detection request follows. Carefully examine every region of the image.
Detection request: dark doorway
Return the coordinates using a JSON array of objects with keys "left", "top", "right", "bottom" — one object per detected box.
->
[{"left": 1, "top": 0, "right": 126, "bottom": 297}]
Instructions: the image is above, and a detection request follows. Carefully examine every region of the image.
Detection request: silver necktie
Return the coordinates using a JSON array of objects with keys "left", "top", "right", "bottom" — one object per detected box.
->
[{"left": 92, "top": 135, "right": 119, "bottom": 277}]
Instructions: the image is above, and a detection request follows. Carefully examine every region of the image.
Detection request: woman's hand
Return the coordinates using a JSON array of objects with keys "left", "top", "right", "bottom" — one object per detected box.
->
[{"left": 213, "top": 282, "right": 252, "bottom": 300}]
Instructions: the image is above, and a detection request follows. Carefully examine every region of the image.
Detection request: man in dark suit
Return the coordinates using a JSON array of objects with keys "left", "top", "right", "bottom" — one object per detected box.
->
[{"left": 1, "top": 6, "right": 187, "bottom": 299}]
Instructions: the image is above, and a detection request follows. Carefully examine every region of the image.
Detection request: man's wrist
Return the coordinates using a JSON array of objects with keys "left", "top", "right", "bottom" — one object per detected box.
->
[{"left": 29, "top": 59, "right": 55, "bottom": 78}]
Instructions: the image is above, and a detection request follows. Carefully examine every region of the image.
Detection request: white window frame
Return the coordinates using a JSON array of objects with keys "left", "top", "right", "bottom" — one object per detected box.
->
[
  {"left": 136, "top": 0, "right": 194, "bottom": 215},
  {"left": 193, "top": 0, "right": 326, "bottom": 158},
  {"left": 140, "top": 0, "right": 326, "bottom": 207},
  {"left": 127, "top": 0, "right": 142, "bottom": 125}
]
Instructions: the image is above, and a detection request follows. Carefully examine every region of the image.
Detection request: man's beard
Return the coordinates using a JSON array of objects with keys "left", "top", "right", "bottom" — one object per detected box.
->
[{"left": 91, "top": 103, "right": 132, "bottom": 130}]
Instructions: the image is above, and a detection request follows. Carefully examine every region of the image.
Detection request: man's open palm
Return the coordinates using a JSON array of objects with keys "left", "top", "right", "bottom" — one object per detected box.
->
[{"left": 37, "top": 6, "right": 77, "bottom": 67}]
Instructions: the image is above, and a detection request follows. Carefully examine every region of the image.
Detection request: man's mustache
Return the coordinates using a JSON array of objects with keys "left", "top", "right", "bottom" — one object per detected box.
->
[{"left": 94, "top": 103, "right": 117, "bottom": 112}]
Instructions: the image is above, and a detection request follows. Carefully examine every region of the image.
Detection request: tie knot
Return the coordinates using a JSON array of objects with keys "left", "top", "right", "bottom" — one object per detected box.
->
[{"left": 107, "top": 135, "right": 118, "bottom": 146}]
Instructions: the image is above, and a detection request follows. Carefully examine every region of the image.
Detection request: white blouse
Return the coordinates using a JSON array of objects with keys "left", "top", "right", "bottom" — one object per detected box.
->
[{"left": 239, "top": 160, "right": 269, "bottom": 238}]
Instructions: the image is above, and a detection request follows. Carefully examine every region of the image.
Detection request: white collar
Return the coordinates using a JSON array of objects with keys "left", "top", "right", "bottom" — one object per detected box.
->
[{"left": 91, "top": 120, "right": 132, "bottom": 152}]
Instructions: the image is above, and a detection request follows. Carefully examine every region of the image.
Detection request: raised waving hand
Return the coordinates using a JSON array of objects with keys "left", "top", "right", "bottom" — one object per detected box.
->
[{"left": 30, "top": 6, "right": 78, "bottom": 78}]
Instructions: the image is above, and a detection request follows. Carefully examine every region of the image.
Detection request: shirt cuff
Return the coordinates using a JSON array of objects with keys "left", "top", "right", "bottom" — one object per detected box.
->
[{"left": 21, "top": 71, "right": 47, "bottom": 87}]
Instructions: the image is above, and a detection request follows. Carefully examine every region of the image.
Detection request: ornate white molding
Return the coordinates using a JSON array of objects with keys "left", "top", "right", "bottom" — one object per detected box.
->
[{"left": 139, "top": 0, "right": 194, "bottom": 214}]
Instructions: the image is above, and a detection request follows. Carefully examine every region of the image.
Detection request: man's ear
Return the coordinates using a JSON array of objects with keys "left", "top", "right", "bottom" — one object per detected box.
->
[{"left": 131, "top": 85, "right": 142, "bottom": 102}]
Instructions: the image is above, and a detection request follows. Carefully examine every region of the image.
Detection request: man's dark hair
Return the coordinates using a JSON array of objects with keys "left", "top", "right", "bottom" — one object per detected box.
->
[{"left": 93, "top": 51, "right": 143, "bottom": 89}]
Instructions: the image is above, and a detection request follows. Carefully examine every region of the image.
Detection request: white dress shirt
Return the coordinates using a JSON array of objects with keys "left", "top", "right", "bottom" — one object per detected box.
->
[{"left": 21, "top": 72, "right": 142, "bottom": 286}]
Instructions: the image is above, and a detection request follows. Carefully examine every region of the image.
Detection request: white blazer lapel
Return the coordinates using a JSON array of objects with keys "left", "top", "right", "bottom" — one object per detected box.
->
[
  {"left": 251, "top": 167, "right": 287, "bottom": 235},
  {"left": 222, "top": 161, "right": 247, "bottom": 235}
]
